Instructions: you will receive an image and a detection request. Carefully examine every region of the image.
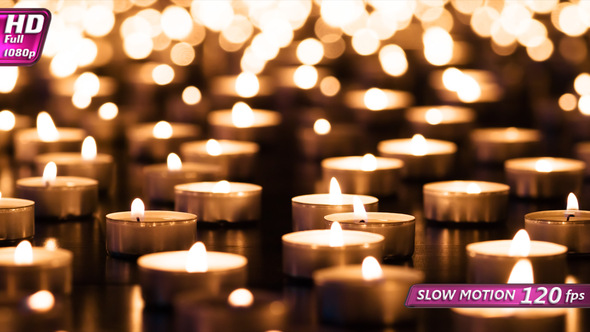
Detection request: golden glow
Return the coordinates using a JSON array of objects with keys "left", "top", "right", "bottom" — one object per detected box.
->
[
  {"left": 161, "top": 5, "right": 192, "bottom": 40},
  {"left": 557, "top": 4, "right": 587, "bottom": 37},
  {"left": 535, "top": 158, "right": 554, "bottom": 173},
  {"left": 411, "top": 134, "right": 428, "bottom": 156},
  {"left": 123, "top": 32, "right": 153, "bottom": 59},
  {"left": 442, "top": 67, "right": 464, "bottom": 92},
  {"left": 152, "top": 64, "right": 175, "bottom": 85},
  {"left": 185, "top": 242, "right": 207, "bottom": 273},
  {"left": 507, "top": 259, "right": 534, "bottom": 283},
  {"left": 360, "top": 153, "right": 377, "bottom": 171},
  {"left": 457, "top": 74, "right": 482, "bottom": 102},
  {"left": 44, "top": 238, "right": 58, "bottom": 251},
  {"left": 352, "top": 28, "right": 380, "bottom": 56},
  {"left": 517, "top": 19, "right": 547, "bottom": 48},
  {"left": 0, "top": 67, "right": 18, "bottom": 93},
  {"left": 364, "top": 88, "right": 388, "bottom": 111},
  {"left": 83, "top": 5, "right": 115, "bottom": 37},
  {"left": 250, "top": 33, "right": 279, "bottom": 61},
  {"left": 329, "top": 221, "right": 344, "bottom": 247},
  {"left": 466, "top": 182, "right": 481, "bottom": 194},
  {"left": 320, "top": 0, "right": 365, "bottom": 29},
  {"left": 0, "top": 110, "right": 16, "bottom": 131},
  {"left": 167, "top": 153, "right": 183, "bottom": 171},
  {"left": 182, "top": 86, "right": 202, "bottom": 105},
  {"left": 231, "top": 102, "right": 255, "bottom": 128},
  {"left": 313, "top": 119, "right": 331, "bottom": 135},
  {"left": 470, "top": 6, "right": 499, "bottom": 37},
  {"left": 509, "top": 229, "right": 531, "bottom": 257},
  {"left": 98, "top": 102, "right": 119, "bottom": 120},
  {"left": 379, "top": 44, "right": 408, "bottom": 77},
  {"left": 212, "top": 180, "right": 231, "bottom": 194},
  {"left": 329, "top": 177, "right": 343, "bottom": 205},
  {"left": 50, "top": 50, "right": 78, "bottom": 78},
  {"left": 319, "top": 76, "right": 340, "bottom": 97},
  {"left": 14, "top": 240, "right": 33, "bottom": 264},
  {"left": 191, "top": 0, "right": 234, "bottom": 32},
  {"left": 567, "top": 192, "right": 579, "bottom": 211},
  {"left": 27, "top": 291, "right": 55, "bottom": 313},
  {"left": 425, "top": 108, "right": 443, "bottom": 125},
  {"left": 559, "top": 93, "right": 577, "bottom": 112},
  {"left": 42, "top": 162, "right": 57, "bottom": 186},
  {"left": 206, "top": 139, "right": 222, "bottom": 156},
  {"left": 235, "top": 72, "right": 259, "bottom": 98},
  {"left": 81, "top": 136, "right": 97, "bottom": 161},
  {"left": 574, "top": 73, "right": 590, "bottom": 96},
  {"left": 153, "top": 121, "right": 173, "bottom": 139},
  {"left": 293, "top": 65, "right": 318, "bottom": 90},
  {"left": 353, "top": 196, "right": 368, "bottom": 221},
  {"left": 72, "top": 92, "right": 92, "bottom": 110},
  {"left": 228, "top": 288, "right": 254, "bottom": 308},
  {"left": 171, "top": 42, "right": 196, "bottom": 66},
  {"left": 527, "top": 38, "right": 553, "bottom": 62},
  {"left": 297, "top": 38, "right": 324, "bottom": 65},
  {"left": 578, "top": 95, "right": 590, "bottom": 115},
  {"left": 131, "top": 198, "right": 145, "bottom": 221},
  {"left": 423, "top": 27, "right": 453, "bottom": 66},
  {"left": 361, "top": 256, "right": 383, "bottom": 281},
  {"left": 500, "top": 3, "right": 533, "bottom": 36},
  {"left": 37, "top": 112, "right": 59, "bottom": 142}
]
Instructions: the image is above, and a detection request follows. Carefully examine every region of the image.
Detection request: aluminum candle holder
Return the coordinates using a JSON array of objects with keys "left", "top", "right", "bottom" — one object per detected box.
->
[
  {"left": 525, "top": 210, "right": 590, "bottom": 254},
  {"left": 0, "top": 197, "right": 34, "bottom": 243},
  {"left": 180, "top": 140, "right": 259, "bottom": 180},
  {"left": 14, "top": 128, "right": 85, "bottom": 163}
]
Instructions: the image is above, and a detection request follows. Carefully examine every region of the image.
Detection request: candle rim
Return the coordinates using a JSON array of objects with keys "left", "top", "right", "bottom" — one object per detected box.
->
[
  {"left": 313, "top": 264, "right": 424, "bottom": 284},
  {"left": 128, "top": 122, "right": 200, "bottom": 140},
  {"left": 423, "top": 180, "right": 510, "bottom": 195},
  {"left": 35, "top": 152, "right": 113, "bottom": 165},
  {"left": 282, "top": 229, "right": 384, "bottom": 247},
  {"left": 405, "top": 105, "right": 476, "bottom": 123},
  {"left": 143, "top": 162, "right": 221, "bottom": 174},
  {"left": 180, "top": 139, "right": 260, "bottom": 155},
  {"left": 470, "top": 127, "right": 541, "bottom": 143},
  {"left": 15, "top": 127, "right": 86, "bottom": 142},
  {"left": 106, "top": 211, "right": 197, "bottom": 224},
  {"left": 292, "top": 193, "right": 378, "bottom": 206},
  {"left": 175, "top": 182, "right": 262, "bottom": 195},
  {"left": 377, "top": 138, "right": 457, "bottom": 155},
  {"left": 16, "top": 176, "right": 98, "bottom": 188},
  {"left": 325, "top": 212, "right": 415, "bottom": 225},
  {"left": 525, "top": 210, "right": 590, "bottom": 224},
  {"left": 466, "top": 239, "right": 567, "bottom": 257},
  {"left": 321, "top": 156, "right": 404, "bottom": 170},
  {"left": 0, "top": 197, "right": 35, "bottom": 209},
  {"left": 344, "top": 89, "right": 414, "bottom": 111},
  {"left": 137, "top": 250, "right": 247, "bottom": 273},
  {"left": 208, "top": 109, "right": 282, "bottom": 127},
  {"left": 505, "top": 157, "right": 586, "bottom": 172},
  {"left": 0, "top": 247, "right": 72, "bottom": 266}
]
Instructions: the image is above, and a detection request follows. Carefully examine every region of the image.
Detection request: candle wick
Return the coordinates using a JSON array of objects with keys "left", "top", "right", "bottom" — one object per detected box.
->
[
  {"left": 359, "top": 219, "right": 366, "bottom": 224},
  {"left": 136, "top": 217, "right": 140, "bottom": 222},
  {"left": 567, "top": 214, "right": 574, "bottom": 221}
]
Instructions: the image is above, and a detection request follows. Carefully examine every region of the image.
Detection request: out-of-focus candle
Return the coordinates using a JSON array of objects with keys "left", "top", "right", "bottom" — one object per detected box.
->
[
  {"left": 345, "top": 88, "right": 414, "bottom": 125},
  {"left": 81, "top": 102, "right": 127, "bottom": 143},
  {"left": 0, "top": 192, "right": 34, "bottom": 243},
  {"left": 377, "top": 134, "right": 457, "bottom": 179},
  {"left": 126, "top": 121, "right": 201, "bottom": 162},
  {"left": 297, "top": 119, "right": 362, "bottom": 160},
  {"left": 208, "top": 102, "right": 281, "bottom": 143},
  {"left": 505, "top": 157, "right": 585, "bottom": 198},
  {"left": 106, "top": 198, "right": 197, "bottom": 258},
  {"left": 471, "top": 127, "right": 541, "bottom": 163},
  {"left": 138, "top": 242, "right": 247, "bottom": 306},
  {"left": 431, "top": 68, "right": 503, "bottom": 104},
  {"left": 175, "top": 181, "right": 262, "bottom": 224},
  {"left": 405, "top": 106, "right": 475, "bottom": 141},
  {"left": 423, "top": 181, "right": 510, "bottom": 223}
]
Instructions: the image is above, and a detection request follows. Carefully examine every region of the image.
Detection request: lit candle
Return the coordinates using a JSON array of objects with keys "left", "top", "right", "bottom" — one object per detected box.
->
[
  {"left": 16, "top": 162, "right": 98, "bottom": 219},
  {"left": 0, "top": 192, "right": 34, "bottom": 243},
  {"left": 431, "top": 67, "right": 503, "bottom": 104},
  {"left": 324, "top": 197, "right": 415, "bottom": 258},
  {"left": 504, "top": 157, "right": 585, "bottom": 198},
  {"left": 14, "top": 112, "right": 85, "bottom": 163},
  {"left": 175, "top": 288, "right": 288, "bottom": 332},
  {"left": 137, "top": 242, "right": 247, "bottom": 306},
  {"left": 466, "top": 229, "right": 568, "bottom": 283},
  {"left": 291, "top": 177, "right": 378, "bottom": 230},
  {"left": 423, "top": 180, "right": 510, "bottom": 223},
  {"left": 314, "top": 256, "right": 424, "bottom": 325},
  {"left": 321, "top": 154, "right": 404, "bottom": 196},
  {"left": 345, "top": 88, "right": 414, "bottom": 125},
  {"left": 470, "top": 127, "right": 541, "bottom": 163},
  {"left": 282, "top": 221, "right": 384, "bottom": 278},
  {"left": 81, "top": 102, "right": 127, "bottom": 143},
  {"left": 180, "top": 139, "right": 259, "bottom": 180},
  {"left": 405, "top": 106, "right": 475, "bottom": 141},
  {"left": 297, "top": 118, "right": 362, "bottom": 160},
  {"left": 175, "top": 181, "right": 262, "bottom": 224},
  {"left": 34, "top": 136, "right": 114, "bottom": 192},
  {"left": 0, "top": 240, "right": 72, "bottom": 299},
  {"left": 207, "top": 102, "right": 282, "bottom": 143},
  {"left": 143, "top": 153, "right": 222, "bottom": 204},
  {"left": 105, "top": 198, "right": 197, "bottom": 258},
  {"left": 525, "top": 193, "right": 590, "bottom": 254},
  {"left": 209, "top": 74, "right": 274, "bottom": 107},
  {"left": 0, "top": 110, "right": 31, "bottom": 151},
  {"left": 126, "top": 121, "right": 201, "bottom": 162},
  {"left": 377, "top": 134, "right": 457, "bottom": 179}
]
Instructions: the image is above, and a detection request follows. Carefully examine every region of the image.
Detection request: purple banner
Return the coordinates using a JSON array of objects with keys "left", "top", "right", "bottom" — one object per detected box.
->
[
  {"left": 406, "top": 284, "right": 590, "bottom": 308},
  {"left": 0, "top": 8, "right": 51, "bottom": 66}
]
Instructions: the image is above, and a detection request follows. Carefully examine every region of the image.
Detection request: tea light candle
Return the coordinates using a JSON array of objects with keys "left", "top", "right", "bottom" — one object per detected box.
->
[
  {"left": 430, "top": 68, "right": 503, "bottom": 104},
  {"left": 525, "top": 193, "right": 590, "bottom": 254},
  {"left": 127, "top": 121, "right": 201, "bottom": 162},
  {"left": 504, "top": 157, "right": 585, "bottom": 198},
  {"left": 106, "top": 198, "right": 197, "bottom": 258},
  {"left": 314, "top": 257, "right": 424, "bottom": 326},
  {"left": 282, "top": 222, "right": 384, "bottom": 278},
  {"left": 321, "top": 154, "right": 404, "bottom": 196},
  {"left": 325, "top": 198, "right": 415, "bottom": 258},
  {"left": 175, "top": 288, "right": 288, "bottom": 332},
  {"left": 405, "top": 106, "right": 475, "bottom": 141},
  {"left": 14, "top": 112, "right": 85, "bottom": 163},
  {"left": 34, "top": 136, "right": 114, "bottom": 192},
  {"left": 16, "top": 162, "right": 98, "bottom": 219},
  {"left": 470, "top": 127, "right": 541, "bottom": 163},
  {"left": 175, "top": 181, "right": 261, "bottom": 224},
  {"left": 138, "top": 242, "right": 247, "bottom": 306},
  {"left": 297, "top": 119, "right": 362, "bottom": 160},
  {"left": 345, "top": 88, "right": 414, "bottom": 125},
  {"left": 81, "top": 102, "right": 126, "bottom": 143},
  {"left": 0, "top": 110, "right": 31, "bottom": 151},
  {"left": 377, "top": 134, "right": 457, "bottom": 179},
  {"left": 574, "top": 141, "right": 590, "bottom": 177},
  {"left": 0, "top": 193, "right": 34, "bottom": 243},
  {"left": 144, "top": 153, "right": 222, "bottom": 203},
  {"left": 180, "top": 139, "right": 259, "bottom": 180},
  {"left": 209, "top": 74, "right": 274, "bottom": 108},
  {"left": 423, "top": 180, "right": 510, "bottom": 223},
  {"left": 207, "top": 102, "right": 282, "bottom": 143},
  {"left": 292, "top": 178, "right": 379, "bottom": 230},
  {"left": 0, "top": 241, "right": 72, "bottom": 299},
  {"left": 466, "top": 230, "right": 568, "bottom": 283}
]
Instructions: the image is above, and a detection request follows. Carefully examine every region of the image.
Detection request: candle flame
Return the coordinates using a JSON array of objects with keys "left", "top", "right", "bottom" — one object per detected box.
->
[
  {"left": 360, "top": 153, "right": 377, "bottom": 171},
  {"left": 231, "top": 102, "right": 255, "bottom": 128},
  {"left": 509, "top": 229, "right": 531, "bottom": 257},
  {"left": 466, "top": 182, "right": 482, "bottom": 194},
  {"left": 313, "top": 118, "right": 331, "bottom": 135},
  {"left": 14, "top": 240, "right": 33, "bottom": 264},
  {"left": 567, "top": 192, "right": 579, "bottom": 211},
  {"left": 235, "top": 72, "right": 259, "bottom": 98},
  {"left": 0, "top": 192, "right": 2, "bottom": 199},
  {"left": 353, "top": 196, "right": 368, "bottom": 221},
  {"left": 507, "top": 259, "right": 534, "bottom": 283},
  {"left": 185, "top": 242, "right": 208, "bottom": 272},
  {"left": 361, "top": 256, "right": 383, "bottom": 281},
  {"left": 152, "top": 121, "right": 173, "bottom": 139},
  {"left": 212, "top": 180, "right": 231, "bottom": 193},
  {"left": 329, "top": 221, "right": 344, "bottom": 247},
  {"left": 131, "top": 198, "right": 145, "bottom": 221},
  {"left": 27, "top": 291, "right": 55, "bottom": 313},
  {"left": 167, "top": 153, "right": 183, "bottom": 171},
  {"left": 535, "top": 158, "right": 553, "bottom": 173},
  {"left": 442, "top": 67, "right": 463, "bottom": 92},
  {"left": 42, "top": 162, "right": 57, "bottom": 186},
  {"left": 98, "top": 102, "right": 118, "bottom": 120},
  {"left": 364, "top": 87, "right": 388, "bottom": 111},
  {"left": 36, "top": 111, "right": 59, "bottom": 142},
  {"left": 0, "top": 110, "right": 16, "bottom": 131},
  {"left": 411, "top": 134, "right": 428, "bottom": 156},
  {"left": 228, "top": 288, "right": 254, "bottom": 308},
  {"left": 505, "top": 127, "right": 520, "bottom": 141},
  {"left": 328, "top": 177, "right": 343, "bottom": 205},
  {"left": 81, "top": 136, "right": 97, "bottom": 160},
  {"left": 457, "top": 74, "right": 482, "bottom": 103},
  {"left": 425, "top": 108, "right": 443, "bottom": 125},
  {"left": 44, "top": 238, "right": 58, "bottom": 251},
  {"left": 206, "top": 139, "right": 222, "bottom": 156}
]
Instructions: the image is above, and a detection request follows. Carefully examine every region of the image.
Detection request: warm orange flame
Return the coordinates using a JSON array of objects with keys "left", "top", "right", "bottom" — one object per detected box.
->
[
  {"left": 81, "top": 136, "right": 97, "bottom": 160},
  {"left": 466, "top": 182, "right": 482, "bottom": 194},
  {"left": 360, "top": 153, "right": 377, "bottom": 171},
  {"left": 212, "top": 180, "right": 231, "bottom": 193},
  {"left": 509, "top": 229, "right": 531, "bottom": 257},
  {"left": 567, "top": 192, "right": 579, "bottom": 211},
  {"left": 42, "top": 162, "right": 57, "bottom": 186},
  {"left": 364, "top": 88, "right": 388, "bottom": 111},
  {"left": 535, "top": 158, "right": 553, "bottom": 173},
  {"left": 152, "top": 121, "right": 173, "bottom": 139},
  {"left": 353, "top": 196, "right": 368, "bottom": 221},
  {"left": 36, "top": 112, "right": 59, "bottom": 142},
  {"left": 167, "top": 153, "right": 183, "bottom": 171},
  {"left": 228, "top": 288, "right": 254, "bottom": 307},
  {"left": 98, "top": 102, "right": 118, "bottom": 120},
  {"left": 411, "top": 134, "right": 428, "bottom": 156},
  {"left": 0, "top": 110, "right": 16, "bottom": 131},
  {"left": 14, "top": 240, "right": 33, "bottom": 264},
  {"left": 44, "top": 238, "right": 58, "bottom": 251},
  {"left": 329, "top": 221, "right": 344, "bottom": 247},
  {"left": 131, "top": 198, "right": 145, "bottom": 221},
  {"left": 425, "top": 108, "right": 443, "bottom": 125},
  {"left": 507, "top": 259, "right": 534, "bottom": 283},
  {"left": 27, "top": 290, "right": 55, "bottom": 313},
  {"left": 362, "top": 256, "right": 383, "bottom": 280},
  {"left": 313, "top": 118, "right": 331, "bottom": 135},
  {"left": 231, "top": 102, "right": 255, "bottom": 128},
  {"left": 329, "top": 177, "right": 343, "bottom": 205},
  {"left": 185, "top": 242, "right": 208, "bottom": 272}
]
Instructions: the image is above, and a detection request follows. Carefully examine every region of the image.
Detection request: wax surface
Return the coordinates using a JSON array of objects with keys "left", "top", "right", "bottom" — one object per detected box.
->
[
  {"left": 292, "top": 194, "right": 378, "bottom": 206},
  {"left": 505, "top": 157, "right": 585, "bottom": 172},
  {"left": 327, "top": 212, "right": 414, "bottom": 225},
  {"left": 175, "top": 182, "right": 261, "bottom": 194},
  {"left": 424, "top": 181, "right": 510, "bottom": 194},
  {"left": 0, "top": 198, "right": 34, "bottom": 209},
  {"left": 378, "top": 138, "right": 457, "bottom": 155},
  {"left": 467, "top": 240, "right": 567, "bottom": 257},
  {"left": 17, "top": 176, "right": 98, "bottom": 188},
  {"left": 208, "top": 109, "right": 282, "bottom": 127},
  {"left": 107, "top": 211, "right": 196, "bottom": 223},
  {"left": 322, "top": 156, "right": 403, "bottom": 170},
  {"left": 282, "top": 229, "right": 384, "bottom": 246},
  {"left": 181, "top": 140, "right": 259, "bottom": 155},
  {"left": 138, "top": 251, "right": 247, "bottom": 272}
]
